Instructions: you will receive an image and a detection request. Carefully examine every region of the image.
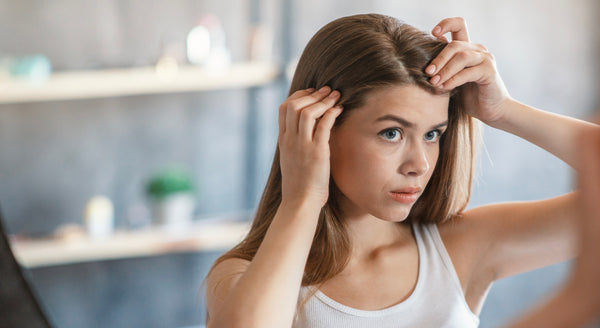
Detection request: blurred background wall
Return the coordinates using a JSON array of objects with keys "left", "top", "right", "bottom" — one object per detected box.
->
[{"left": 0, "top": 0, "right": 598, "bottom": 327}]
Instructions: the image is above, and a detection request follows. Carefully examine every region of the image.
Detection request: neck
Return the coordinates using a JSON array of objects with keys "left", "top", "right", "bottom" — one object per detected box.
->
[{"left": 336, "top": 195, "right": 414, "bottom": 262}]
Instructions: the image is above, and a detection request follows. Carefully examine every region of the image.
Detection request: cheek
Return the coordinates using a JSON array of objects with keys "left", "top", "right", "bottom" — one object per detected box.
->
[
  {"left": 423, "top": 146, "right": 441, "bottom": 180},
  {"left": 331, "top": 141, "right": 362, "bottom": 184},
  {"left": 331, "top": 141, "right": 391, "bottom": 196}
]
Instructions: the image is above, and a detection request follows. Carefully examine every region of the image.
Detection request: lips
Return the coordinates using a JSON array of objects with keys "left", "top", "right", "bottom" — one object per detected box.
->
[
  {"left": 391, "top": 187, "right": 422, "bottom": 194},
  {"left": 389, "top": 187, "right": 422, "bottom": 204}
]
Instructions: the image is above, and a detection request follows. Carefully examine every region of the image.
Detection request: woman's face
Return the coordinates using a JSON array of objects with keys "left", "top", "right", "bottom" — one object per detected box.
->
[{"left": 330, "top": 84, "right": 449, "bottom": 222}]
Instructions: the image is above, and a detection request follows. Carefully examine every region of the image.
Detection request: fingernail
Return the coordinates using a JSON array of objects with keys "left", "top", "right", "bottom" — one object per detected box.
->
[
  {"left": 430, "top": 75, "right": 440, "bottom": 85},
  {"left": 307, "top": 88, "right": 315, "bottom": 92},
  {"left": 433, "top": 26, "right": 441, "bottom": 35},
  {"left": 426, "top": 65, "right": 436, "bottom": 75},
  {"left": 328, "top": 90, "right": 340, "bottom": 98},
  {"left": 319, "top": 86, "right": 330, "bottom": 93}
]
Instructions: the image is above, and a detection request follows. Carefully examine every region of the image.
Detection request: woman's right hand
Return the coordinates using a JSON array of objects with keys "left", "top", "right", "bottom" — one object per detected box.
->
[{"left": 278, "top": 86, "right": 343, "bottom": 209}]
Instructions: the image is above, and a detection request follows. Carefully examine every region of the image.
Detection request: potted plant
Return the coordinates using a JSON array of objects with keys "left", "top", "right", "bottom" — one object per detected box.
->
[{"left": 146, "top": 167, "right": 196, "bottom": 231}]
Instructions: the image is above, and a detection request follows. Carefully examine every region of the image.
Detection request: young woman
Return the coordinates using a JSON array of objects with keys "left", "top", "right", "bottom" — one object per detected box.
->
[{"left": 205, "top": 14, "right": 598, "bottom": 327}]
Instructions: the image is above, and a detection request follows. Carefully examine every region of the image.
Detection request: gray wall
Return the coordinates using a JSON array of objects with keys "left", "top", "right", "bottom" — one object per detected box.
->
[
  {"left": 1, "top": 0, "right": 598, "bottom": 327},
  {"left": 1, "top": 1, "right": 282, "bottom": 327}
]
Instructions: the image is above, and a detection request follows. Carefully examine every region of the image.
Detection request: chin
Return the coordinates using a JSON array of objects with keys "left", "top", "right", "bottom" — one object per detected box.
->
[{"left": 372, "top": 207, "right": 412, "bottom": 223}]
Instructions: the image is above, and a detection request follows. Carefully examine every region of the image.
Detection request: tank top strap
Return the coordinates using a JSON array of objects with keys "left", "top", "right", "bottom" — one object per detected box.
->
[{"left": 412, "top": 222, "right": 477, "bottom": 322}]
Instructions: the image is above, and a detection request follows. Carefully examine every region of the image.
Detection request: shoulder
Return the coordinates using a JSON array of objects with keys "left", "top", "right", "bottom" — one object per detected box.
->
[
  {"left": 435, "top": 197, "right": 559, "bottom": 269},
  {"left": 206, "top": 257, "right": 251, "bottom": 317},
  {"left": 437, "top": 192, "right": 577, "bottom": 281},
  {"left": 436, "top": 210, "right": 495, "bottom": 280},
  {"left": 207, "top": 257, "right": 251, "bottom": 287},
  {"left": 436, "top": 209, "right": 487, "bottom": 250}
]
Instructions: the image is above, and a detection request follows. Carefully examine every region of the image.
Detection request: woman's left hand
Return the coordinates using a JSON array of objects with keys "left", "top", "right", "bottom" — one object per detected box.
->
[{"left": 427, "top": 17, "right": 511, "bottom": 124}]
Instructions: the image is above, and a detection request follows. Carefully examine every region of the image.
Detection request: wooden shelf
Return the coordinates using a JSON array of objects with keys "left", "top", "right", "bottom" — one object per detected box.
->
[
  {"left": 10, "top": 220, "right": 251, "bottom": 268},
  {"left": 0, "top": 61, "right": 280, "bottom": 104}
]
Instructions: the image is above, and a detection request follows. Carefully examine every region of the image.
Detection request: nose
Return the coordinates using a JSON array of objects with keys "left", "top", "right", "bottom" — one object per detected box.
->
[{"left": 399, "top": 141, "right": 430, "bottom": 177}]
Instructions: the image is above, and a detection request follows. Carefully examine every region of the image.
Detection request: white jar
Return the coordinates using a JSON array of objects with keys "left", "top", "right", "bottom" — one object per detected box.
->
[{"left": 84, "top": 196, "right": 114, "bottom": 240}]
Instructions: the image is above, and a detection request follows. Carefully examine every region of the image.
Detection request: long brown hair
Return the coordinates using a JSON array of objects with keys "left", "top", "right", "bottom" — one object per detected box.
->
[{"left": 209, "top": 13, "right": 477, "bottom": 287}]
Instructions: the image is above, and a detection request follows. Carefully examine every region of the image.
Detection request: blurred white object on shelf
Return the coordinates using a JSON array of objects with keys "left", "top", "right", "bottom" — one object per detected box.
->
[
  {"left": 186, "top": 14, "right": 231, "bottom": 72},
  {"left": 84, "top": 195, "right": 114, "bottom": 240}
]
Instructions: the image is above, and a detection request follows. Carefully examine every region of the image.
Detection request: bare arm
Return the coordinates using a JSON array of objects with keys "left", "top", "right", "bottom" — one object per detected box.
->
[
  {"left": 484, "top": 99, "right": 597, "bottom": 171},
  {"left": 505, "top": 117, "right": 600, "bottom": 328},
  {"left": 206, "top": 87, "right": 344, "bottom": 327},
  {"left": 428, "top": 18, "right": 598, "bottom": 171},
  {"left": 462, "top": 193, "right": 578, "bottom": 282},
  {"left": 207, "top": 200, "right": 321, "bottom": 328},
  {"left": 429, "top": 18, "right": 599, "bottom": 313},
  {"left": 451, "top": 103, "right": 595, "bottom": 294}
]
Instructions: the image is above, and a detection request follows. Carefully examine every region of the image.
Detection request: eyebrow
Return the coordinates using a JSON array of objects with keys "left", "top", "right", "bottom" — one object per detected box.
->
[{"left": 374, "top": 114, "right": 448, "bottom": 129}]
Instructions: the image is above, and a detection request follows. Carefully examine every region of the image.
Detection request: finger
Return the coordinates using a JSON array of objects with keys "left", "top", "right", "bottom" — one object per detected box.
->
[
  {"left": 431, "top": 50, "right": 487, "bottom": 87},
  {"left": 285, "top": 86, "right": 331, "bottom": 135},
  {"left": 432, "top": 17, "right": 470, "bottom": 42},
  {"left": 279, "top": 88, "right": 315, "bottom": 135},
  {"left": 278, "top": 103, "right": 286, "bottom": 136},
  {"left": 298, "top": 90, "right": 341, "bottom": 142},
  {"left": 425, "top": 40, "right": 469, "bottom": 76},
  {"left": 314, "top": 105, "right": 344, "bottom": 146},
  {"left": 436, "top": 66, "right": 484, "bottom": 90},
  {"left": 288, "top": 88, "right": 315, "bottom": 101},
  {"left": 432, "top": 18, "right": 469, "bottom": 45},
  {"left": 434, "top": 35, "right": 449, "bottom": 43}
]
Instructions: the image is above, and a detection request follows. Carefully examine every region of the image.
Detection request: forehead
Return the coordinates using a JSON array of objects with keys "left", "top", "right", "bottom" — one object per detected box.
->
[{"left": 348, "top": 85, "right": 449, "bottom": 125}]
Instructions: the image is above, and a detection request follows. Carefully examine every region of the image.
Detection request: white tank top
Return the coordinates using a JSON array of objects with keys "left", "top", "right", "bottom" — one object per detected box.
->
[{"left": 293, "top": 223, "right": 480, "bottom": 328}]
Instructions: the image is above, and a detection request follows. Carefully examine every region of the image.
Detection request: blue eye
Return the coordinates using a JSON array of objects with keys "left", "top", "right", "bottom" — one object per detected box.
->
[
  {"left": 424, "top": 130, "right": 441, "bottom": 142},
  {"left": 379, "top": 128, "right": 402, "bottom": 142}
]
